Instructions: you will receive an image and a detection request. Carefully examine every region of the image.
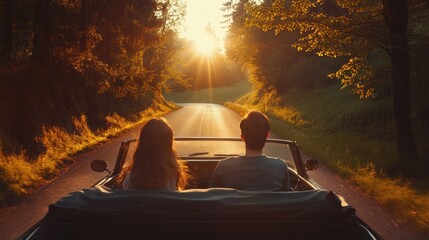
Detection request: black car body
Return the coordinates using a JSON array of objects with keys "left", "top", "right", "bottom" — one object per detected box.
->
[{"left": 19, "top": 138, "right": 382, "bottom": 240}]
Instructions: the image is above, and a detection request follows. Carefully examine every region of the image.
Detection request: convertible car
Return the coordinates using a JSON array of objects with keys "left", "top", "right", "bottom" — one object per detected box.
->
[{"left": 18, "top": 138, "right": 382, "bottom": 240}]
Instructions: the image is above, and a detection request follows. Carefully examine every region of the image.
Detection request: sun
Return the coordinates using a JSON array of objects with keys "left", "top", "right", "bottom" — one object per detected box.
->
[{"left": 193, "top": 32, "right": 217, "bottom": 56}]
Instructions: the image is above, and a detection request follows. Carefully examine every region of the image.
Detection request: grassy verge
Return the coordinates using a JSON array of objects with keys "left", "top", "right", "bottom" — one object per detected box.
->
[
  {"left": 164, "top": 80, "right": 251, "bottom": 104},
  {"left": 225, "top": 86, "right": 429, "bottom": 231},
  {"left": 0, "top": 101, "right": 176, "bottom": 206}
]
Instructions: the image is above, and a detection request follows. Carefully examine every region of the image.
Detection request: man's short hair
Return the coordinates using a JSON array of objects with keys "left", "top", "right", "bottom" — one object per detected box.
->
[{"left": 240, "top": 111, "right": 270, "bottom": 151}]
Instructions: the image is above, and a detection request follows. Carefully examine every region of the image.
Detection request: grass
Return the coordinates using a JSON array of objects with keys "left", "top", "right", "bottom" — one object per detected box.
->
[
  {"left": 164, "top": 80, "right": 251, "bottom": 104},
  {"left": 0, "top": 101, "right": 175, "bottom": 205},
  {"left": 225, "top": 85, "right": 429, "bottom": 232}
]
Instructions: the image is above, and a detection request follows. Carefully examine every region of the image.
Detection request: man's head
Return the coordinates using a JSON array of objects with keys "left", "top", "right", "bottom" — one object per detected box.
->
[{"left": 240, "top": 110, "right": 270, "bottom": 151}]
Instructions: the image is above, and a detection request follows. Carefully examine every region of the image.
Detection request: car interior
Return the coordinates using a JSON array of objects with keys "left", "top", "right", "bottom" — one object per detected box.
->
[
  {"left": 183, "top": 159, "right": 316, "bottom": 191},
  {"left": 98, "top": 138, "right": 318, "bottom": 192},
  {"left": 99, "top": 157, "right": 316, "bottom": 192}
]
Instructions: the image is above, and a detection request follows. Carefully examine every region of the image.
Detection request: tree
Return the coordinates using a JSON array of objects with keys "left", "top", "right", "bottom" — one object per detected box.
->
[
  {"left": 382, "top": 0, "right": 425, "bottom": 177},
  {"left": 0, "top": 0, "right": 188, "bottom": 154},
  {"left": 224, "top": 0, "right": 335, "bottom": 93},
  {"left": 32, "top": 0, "right": 51, "bottom": 62},
  {"left": 247, "top": 0, "right": 427, "bottom": 178},
  {"left": 224, "top": 0, "right": 291, "bottom": 92},
  {"left": 1, "top": 0, "right": 13, "bottom": 63},
  {"left": 247, "top": 0, "right": 389, "bottom": 97}
]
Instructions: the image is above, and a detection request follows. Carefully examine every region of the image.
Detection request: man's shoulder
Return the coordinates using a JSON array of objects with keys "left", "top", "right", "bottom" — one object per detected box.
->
[
  {"left": 215, "top": 156, "right": 246, "bottom": 167},
  {"left": 218, "top": 155, "right": 286, "bottom": 165},
  {"left": 263, "top": 155, "right": 288, "bottom": 166},
  {"left": 219, "top": 156, "right": 245, "bottom": 163}
]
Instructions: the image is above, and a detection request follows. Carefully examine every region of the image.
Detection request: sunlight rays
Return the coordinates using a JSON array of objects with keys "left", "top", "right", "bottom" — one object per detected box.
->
[
  {"left": 193, "top": 31, "right": 217, "bottom": 56},
  {"left": 206, "top": 55, "right": 213, "bottom": 102},
  {"left": 190, "top": 51, "right": 215, "bottom": 101}
]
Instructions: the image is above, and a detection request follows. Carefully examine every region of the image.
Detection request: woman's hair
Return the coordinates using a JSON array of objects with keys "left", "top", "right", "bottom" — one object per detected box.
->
[{"left": 117, "top": 118, "right": 189, "bottom": 190}]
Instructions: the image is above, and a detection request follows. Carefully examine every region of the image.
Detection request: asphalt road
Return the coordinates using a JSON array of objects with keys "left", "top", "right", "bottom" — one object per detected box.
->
[{"left": 0, "top": 103, "right": 427, "bottom": 239}]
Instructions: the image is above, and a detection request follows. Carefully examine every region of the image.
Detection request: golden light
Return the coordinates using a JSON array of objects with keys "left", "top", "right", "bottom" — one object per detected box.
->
[
  {"left": 193, "top": 32, "right": 217, "bottom": 56},
  {"left": 180, "top": 1, "right": 228, "bottom": 55}
]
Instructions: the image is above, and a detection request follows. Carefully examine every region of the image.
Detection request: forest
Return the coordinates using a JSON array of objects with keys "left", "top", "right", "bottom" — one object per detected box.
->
[{"left": 0, "top": 1, "right": 428, "bottom": 230}]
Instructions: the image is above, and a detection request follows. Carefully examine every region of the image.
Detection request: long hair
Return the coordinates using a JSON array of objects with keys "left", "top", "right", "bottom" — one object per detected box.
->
[{"left": 117, "top": 118, "right": 188, "bottom": 190}]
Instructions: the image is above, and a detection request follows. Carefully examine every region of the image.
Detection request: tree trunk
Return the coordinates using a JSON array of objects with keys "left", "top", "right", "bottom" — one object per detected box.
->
[
  {"left": 32, "top": 0, "right": 50, "bottom": 62},
  {"left": 80, "top": 0, "right": 89, "bottom": 51},
  {"left": 1, "top": 0, "right": 13, "bottom": 63},
  {"left": 382, "top": 0, "right": 426, "bottom": 178}
]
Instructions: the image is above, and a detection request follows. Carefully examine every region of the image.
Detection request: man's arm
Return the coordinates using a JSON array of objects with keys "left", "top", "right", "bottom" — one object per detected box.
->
[{"left": 282, "top": 163, "right": 290, "bottom": 191}]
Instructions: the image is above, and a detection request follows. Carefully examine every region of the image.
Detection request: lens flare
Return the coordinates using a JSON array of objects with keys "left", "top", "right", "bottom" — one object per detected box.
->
[{"left": 193, "top": 32, "right": 216, "bottom": 56}]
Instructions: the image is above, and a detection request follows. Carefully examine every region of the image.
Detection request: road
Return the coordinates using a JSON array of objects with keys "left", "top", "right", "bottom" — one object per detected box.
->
[{"left": 0, "top": 103, "right": 427, "bottom": 239}]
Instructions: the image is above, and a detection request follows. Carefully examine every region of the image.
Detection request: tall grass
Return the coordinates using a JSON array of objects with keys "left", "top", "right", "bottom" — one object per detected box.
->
[
  {"left": 226, "top": 86, "right": 429, "bottom": 231},
  {"left": 0, "top": 103, "right": 175, "bottom": 205}
]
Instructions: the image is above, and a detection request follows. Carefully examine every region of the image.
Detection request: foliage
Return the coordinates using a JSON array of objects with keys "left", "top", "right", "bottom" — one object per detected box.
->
[
  {"left": 1, "top": 0, "right": 186, "bottom": 96},
  {"left": 350, "top": 164, "right": 429, "bottom": 231},
  {"left": 0, "top": 150, "right": 42, "bottom": 203},
  {"left": 246, "top": 0, "right": 389, "bottom": 98},
  {"left": 75, "top": 0, "right": 183, "bottom": 97},
  {"left": 223, "top": 0, "right": 339, "bottom": 94},
  {"left": 243, "top": 0, "right": 429, "bottom": 177},
  {"left": 0, "top": 0, "right": 186, "bottom": 149}
]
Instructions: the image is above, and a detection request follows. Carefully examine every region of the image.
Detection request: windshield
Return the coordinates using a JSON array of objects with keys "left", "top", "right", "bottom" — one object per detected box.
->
[{"left": 122, "top": 138, "right": 297, "bottom": 170}]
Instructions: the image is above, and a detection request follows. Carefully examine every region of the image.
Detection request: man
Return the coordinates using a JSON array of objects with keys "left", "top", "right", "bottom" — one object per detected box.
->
[{"left": 210, "top": 110, "right": 289, "bottom": 191}]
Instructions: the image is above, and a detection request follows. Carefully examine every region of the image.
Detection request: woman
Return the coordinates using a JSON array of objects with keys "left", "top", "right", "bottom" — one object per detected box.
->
[{"left": 117, "top": 118, "right": 189, "bottom": 190}]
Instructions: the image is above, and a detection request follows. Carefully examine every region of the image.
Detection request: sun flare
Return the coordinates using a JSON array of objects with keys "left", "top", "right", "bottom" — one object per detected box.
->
[{"left": 193, "top": 32, "right": 217, "bottom": 56}]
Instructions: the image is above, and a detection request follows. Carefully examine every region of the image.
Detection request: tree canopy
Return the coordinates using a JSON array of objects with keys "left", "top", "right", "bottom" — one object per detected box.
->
[
  {"left": 0, "top": 0, "right": 186, "bottom": 154},
  {"left": 223, "top": 0, "right": 337, "bottom": 95}
]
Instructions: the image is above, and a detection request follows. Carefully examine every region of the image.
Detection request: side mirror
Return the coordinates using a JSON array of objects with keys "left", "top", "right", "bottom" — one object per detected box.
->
[
  {"left": 305, "top": 158, "right": 319, "bottom": 171},
  {"left": 91, "top": 160, "right": 110, "bottom": 173}
]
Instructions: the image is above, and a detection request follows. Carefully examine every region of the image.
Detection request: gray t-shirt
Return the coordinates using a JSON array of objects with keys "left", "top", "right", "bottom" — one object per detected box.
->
[{"left": 209, "top": 155, "right": 289, "bottom": 191}]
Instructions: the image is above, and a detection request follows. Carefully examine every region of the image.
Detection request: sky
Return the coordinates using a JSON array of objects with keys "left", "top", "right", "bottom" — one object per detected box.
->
[{"left": 180, "top": 0, "right": 230, "bottom": 52}]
